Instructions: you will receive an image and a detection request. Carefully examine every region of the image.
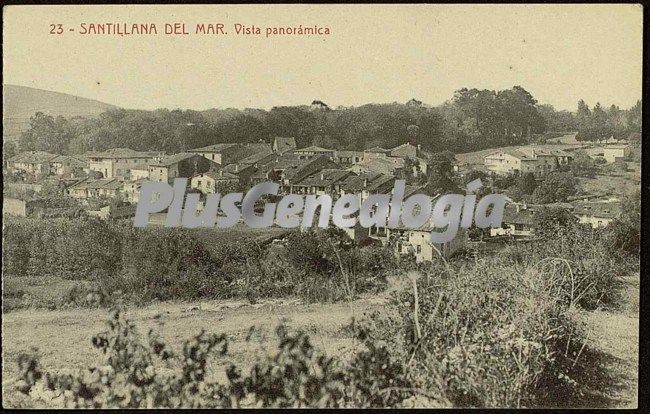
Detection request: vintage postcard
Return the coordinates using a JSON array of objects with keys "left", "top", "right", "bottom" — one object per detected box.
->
[{"left": 2, "top": 4, "right": 642, "bottom": 409}]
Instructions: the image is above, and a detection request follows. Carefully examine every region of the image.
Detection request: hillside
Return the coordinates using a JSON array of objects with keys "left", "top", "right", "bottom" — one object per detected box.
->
[{"left": 3, "top": 84, "right": 117, "bottom": 141}]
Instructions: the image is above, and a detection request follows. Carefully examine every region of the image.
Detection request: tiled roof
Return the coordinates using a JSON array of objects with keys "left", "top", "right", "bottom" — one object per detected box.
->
[
  {"left": 8, "top": 151, "right": 58, "bottom": 164},
  {"left": 50, "top": 155, "right": 87, "bottom": 166},
  {"left": 69, "top": 178, "right": 123, "bottom": 191},
  {"left": 339, "top": 172, "right": 395, "bottom": 192},
  {"left": 350, "top": 157, "right": 402, "bottom": 175},
  {"left": 389, "top": 143, "right": 417, "bottom": 157},
  {"left": 336, "top": 150, "right": 364, "bottom": 158},
  {"left": 573, "top": 201, "right": 621, "bottom": 219},
  {"left": 188, "top": 143, "right": 239, "bottom": 153},
  {"left": 293, "top": 169, "right": 352, "bottom": 187},
  {"left": 149, "top": 152, "right": 197, "bottom": 167},
  {"left": 237, "top": 149, "right": 274, "bottom": 165},
  {"left": 364, "top": 146, "right": 389, "bottom": 153},
  {"left": 199, "top": 170, "right": 239, "bottom": 181},
  {"left": 294, "top": 146, "right": 334, "bottom": 153},
  {"left": 84, "top": 148, "right": 159, "bottom": 159}
]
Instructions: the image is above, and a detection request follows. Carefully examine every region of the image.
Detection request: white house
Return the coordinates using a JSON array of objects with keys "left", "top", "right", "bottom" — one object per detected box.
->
[
  {"left": 484, "top": 148, "right": 572, "bottom": 177},
  {"left": 573, "top": 201, "right": 621, "bottom": 228},
  {"left": 602, "top": 144, "right": 630, "bottom": 163}
]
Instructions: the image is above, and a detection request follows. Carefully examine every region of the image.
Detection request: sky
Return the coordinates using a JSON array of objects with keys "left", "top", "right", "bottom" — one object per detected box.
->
[{"left": 2, "top": 4, "right": 643, "bottom": 112}]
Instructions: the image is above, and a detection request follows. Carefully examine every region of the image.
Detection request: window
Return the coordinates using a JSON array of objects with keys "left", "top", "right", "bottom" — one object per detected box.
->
[{"left": 416, "top": 245, "right": 422, "bottom": 253}]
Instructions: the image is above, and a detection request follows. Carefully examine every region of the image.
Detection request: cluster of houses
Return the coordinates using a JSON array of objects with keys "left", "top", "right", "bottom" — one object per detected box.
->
[
  {"left": 5, "top": 138, "right": 449, "bottom": 262},
  {"left": 490, "top": 198, "right": 623, "bottom": 239},
  {"left": 483, "top": 141, "right": 632, "bottom": 177},
  {"left": 4, "top": 135, "right": 634, "bottom": 262},
  {"left": 481, "top": 142, "right": 631, "bottom": 240}
]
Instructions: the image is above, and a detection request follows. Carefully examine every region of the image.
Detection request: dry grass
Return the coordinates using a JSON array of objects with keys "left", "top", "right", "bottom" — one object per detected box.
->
[{"left": 1, "top": 273, "right": 638, "bottom": 408}]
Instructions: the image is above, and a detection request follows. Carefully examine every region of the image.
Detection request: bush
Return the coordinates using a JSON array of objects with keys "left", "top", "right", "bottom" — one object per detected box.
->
[
  {"left": 363, "top": 258, "right": 588, "bottom": 407},
  {"left": 11, "top": 303, "right": 419, "bottom": 408},
  {"left": 2, "top": 218, "right": 397, "bottom": 308}
]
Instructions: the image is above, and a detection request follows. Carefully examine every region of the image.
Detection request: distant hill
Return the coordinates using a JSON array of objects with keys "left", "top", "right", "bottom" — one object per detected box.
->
[{"left": 3, "top": 84, "right": 118, "bottom": 141}]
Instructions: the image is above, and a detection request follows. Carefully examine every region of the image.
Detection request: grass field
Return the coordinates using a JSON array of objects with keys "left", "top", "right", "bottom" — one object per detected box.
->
[{"left": 2, "top": 275, "right": 638, "bottom": 408}]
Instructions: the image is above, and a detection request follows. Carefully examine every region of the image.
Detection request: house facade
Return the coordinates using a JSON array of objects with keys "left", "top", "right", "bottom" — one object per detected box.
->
[
  {"left": 66, "top": 178, "right": 123, "bottom": 201},
  {"left": 148, "top": 153, "right": 215, "bottom": 184},
  {"left": 7, "top": 151, "right": 58, "bottom": 175},
  {"left": 292, "top": 146, "right": 336, "bottom": 160},
  {"left": 85, "top": 148, "right": 161, "bottom": 179},
  {"left": 484, "top": 148, "right": 572, "bottom": 177},
  {"left": 190, "top": 170, "right": 240, "bottom": 194},
  {"left": 603, "top": 144, "right": 630, "bottom": 163},
  {"left": 573, "top": 201, "right": 621, "bottom": 228},
  {"left": 290, "top": 169, "right": 353, "bottom": 197}
]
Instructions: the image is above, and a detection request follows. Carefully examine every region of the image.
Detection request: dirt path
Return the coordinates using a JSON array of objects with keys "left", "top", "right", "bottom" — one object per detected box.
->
[{"left": 578, "top": 275, "right": 639, "bottom": 408}]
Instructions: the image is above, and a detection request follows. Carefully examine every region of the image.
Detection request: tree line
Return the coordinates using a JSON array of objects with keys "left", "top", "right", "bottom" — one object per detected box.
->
[{"left": 8, "top": 87, "right": 641, "bottom": 158}]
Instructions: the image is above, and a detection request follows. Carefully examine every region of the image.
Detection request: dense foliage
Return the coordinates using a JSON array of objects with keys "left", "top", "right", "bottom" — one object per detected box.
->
[
  {"left": 17, "top": 87, "right": 633, "bottom": 157},
  {"left": 2, "top": 218, "right": 397, "bottom": 309},
  {"left": 10, "top": 214, "right": 637, "bottom": 408},
  {"left": 575, "top": 99, "right": 641, "bottom": 142}
]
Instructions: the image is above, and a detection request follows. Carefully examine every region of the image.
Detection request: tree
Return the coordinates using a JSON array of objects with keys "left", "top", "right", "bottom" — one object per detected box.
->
[
  {"left": 606, "top": 190, "right": 640, "bottom": 255},
  {"left": 425, "top": 151, "right": 458, "bottom": 194},
  {"left": 569, "top": 150, "right": 597, "bottom": 178},
  {"left": 19, "top": 112, "right": 76, "bottom": 154},
  {"left": 532, "top": 206, "right": 577, "bottom": 239},
  {"left": 508, "top": 172, "right": 537, "bottom": 201},
  {"left": 531, "top": 172, "right": 577, "bottom": 203}
]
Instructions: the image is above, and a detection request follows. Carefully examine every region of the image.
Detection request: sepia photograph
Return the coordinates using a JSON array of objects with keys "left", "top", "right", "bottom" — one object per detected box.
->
[{"left": 1, "top": 4, "right": 643, "bottom": 408}]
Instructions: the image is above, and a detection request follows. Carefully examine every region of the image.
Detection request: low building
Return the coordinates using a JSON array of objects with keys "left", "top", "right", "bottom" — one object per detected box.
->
[
  {"left": 50, "top": 155, "right": 87, "bottom": 177},
  {"left": 602, "top": 144, "right": 630, "bottom": 163},
  {"left": 6, "top": 151, "right": 58, "bottom": 175},
  {"left": 339, "top": 172, "right": 396, "bottom": 203},
  {"left": 253, "top": 154, "right": 340, "bottom": 193},
  {"left": 85, "top": 148, "right": 161, "bottom": 179},
  {"left": 366, "top": 219, "right": 467, "bottom": 262},
  {"left": 66, "top": 178, "right": 123, "bottom": 201},
  {"left": 190, "top": 170, "right": 240, "bottom": 194},
  {"left": 188, "top": 143, "right": 241, "bottom": 164},
  {"left": 129, "top": 163, "right": 151, "bottom": 181},
  {"left": 490, "top": 203, "right": 537, "bottom": 238},
  {"left": 484, "top": 148, "right": 572, "bottom": 177},
  {"left": 188, "top": 143, "right": 271, "bottom": 165},
  {"left": 389, "top": 142, "right": 418, "bottom": 158},
  {"left": 290, "top": 169, "right": 353, "bottom": 196},
  {"left": 347, "top": 156, "right": 404, "bottom": 176},
  {"left": 573, "top": 201, "right": 621, "bottom": 228},
  {"left": 334, "top": 150, "right": 364, "bottom": 165},
  {"left": 148, "top": 153, "right": 216, "bottom": 184},
  {"left": 292, "top": 146, "right": 336, "bottom": 160},
  {"left": 122, "top": 179, "right": 148, "bottom": 204}
]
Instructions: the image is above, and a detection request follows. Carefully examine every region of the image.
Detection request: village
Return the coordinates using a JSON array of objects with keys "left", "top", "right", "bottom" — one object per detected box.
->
[{"left": 3, "top": 132, "right": 639, "bottom": 263}]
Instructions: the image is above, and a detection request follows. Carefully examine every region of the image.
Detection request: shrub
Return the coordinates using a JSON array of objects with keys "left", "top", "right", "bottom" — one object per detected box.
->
[
  {"left": 363, "top": 259, "right": 588, "bottom": 407},
  {"left": 12, "top": 303, "right": 421, "bottom": 408}
]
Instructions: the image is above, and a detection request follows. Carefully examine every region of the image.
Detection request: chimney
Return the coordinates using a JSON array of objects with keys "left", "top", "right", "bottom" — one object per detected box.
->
[
  {"left": 363, "top": 178, "right": 368, "bottom": 188},
  {"left": 320, "top": 172, "right": 324, "bottom": 181},
  {"left": 234, "top": 164, "right": 239, "bottom": 172},
  {"left": 515, "top": 203, "right": 521, "bottom": 213},
  {"left": 219, "top": 170, "right": 223, "bottom": 177}
]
